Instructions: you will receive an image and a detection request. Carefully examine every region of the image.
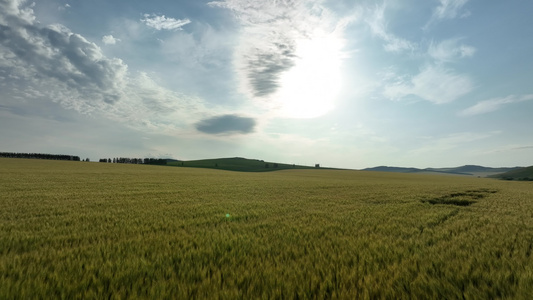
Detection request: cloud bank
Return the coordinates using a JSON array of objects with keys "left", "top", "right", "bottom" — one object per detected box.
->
[
  {"left": 0, "top": 15, "right": 128, "bottom": 104},
  {"left": 0, "top": 0, "right": 206, "bottom": 132}
]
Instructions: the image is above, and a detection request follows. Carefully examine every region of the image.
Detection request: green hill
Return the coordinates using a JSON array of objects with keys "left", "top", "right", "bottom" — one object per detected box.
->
[
  {"left": 491, "top": 166, "right": 533, "bottom": 181},
  {"left": 166, "top": 157, "right": 320, "bottom": 172}
]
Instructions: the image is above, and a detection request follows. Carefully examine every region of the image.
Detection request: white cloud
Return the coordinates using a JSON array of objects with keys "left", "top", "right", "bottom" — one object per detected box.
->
[
  {"left": 208, "top": 0, "right": 353, "bottom": 118},
  {"left": 141, "top": 14, "right": 191, "bottom": 31},
  {"left": 0, "top": 0, "right": 35, "bottom": 24},
  {"left": 425, "top": 0, "right": 470, "bottom": 29},
  {"left": 0, "top": 0, "right": 214, "bottom": 133},
  {"left": 459, "top": 94, "right": 533, "bottom": 116},
  {"left": 366, "top": 4, "right": 415, "bottom": 53},
  {"left": 434, "top": 0, "right": 470, "bottom": 19},
  {"left": 102, "top": 34, "right": 120, "bottom": 45},
  {"left": 383, "top": 65, "right": 474, "bottom": 104},
  {"left": 428, "top": 38, "right": 476, "bottom": 62},
  {"left": 1, "top": 12, "right": 128, "bottom": 104},
  {"left": 58, "top": 3, "right": 70, "bottom": 11}
]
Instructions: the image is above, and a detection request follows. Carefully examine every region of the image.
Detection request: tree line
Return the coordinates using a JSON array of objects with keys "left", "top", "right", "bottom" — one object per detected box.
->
[
  {"left": 99, "top": 157, "right": 167, "bottom": 165},
  {"left": 1, "top": 151, "right": 168, "bottom": 165},
  {"left": 0, "top": 152, "right": 81, "bottom": 161}
]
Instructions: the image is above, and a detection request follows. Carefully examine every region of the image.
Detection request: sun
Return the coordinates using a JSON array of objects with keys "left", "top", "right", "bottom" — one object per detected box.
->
[{"left": 275, "top": 33, "right": 344, "bottom": 118}]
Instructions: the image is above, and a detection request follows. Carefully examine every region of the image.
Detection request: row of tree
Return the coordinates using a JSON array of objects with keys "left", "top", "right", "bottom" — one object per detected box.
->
[
  {"left": 0, "top": 152, "right": 171, "bottom": 166},
  {"left": 0, "top": 152, "right": 81, "bottom": 161},
  {"left": 98, "top": 157, "right": 142, "bottom": 164},
  {"left": 98, "top": 157, "right": 167, "bottom": 165}
]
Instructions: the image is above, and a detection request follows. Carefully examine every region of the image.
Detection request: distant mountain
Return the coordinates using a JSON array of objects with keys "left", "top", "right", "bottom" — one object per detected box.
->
[
  {"left": 362, "top": 165, "right": 523, "bottom": 177},
  {"left": 490, "top": 166, "right": 533, "bottom": 181},
  {"left": 363, "top": 166, "right": 422, "bottom": 173}
]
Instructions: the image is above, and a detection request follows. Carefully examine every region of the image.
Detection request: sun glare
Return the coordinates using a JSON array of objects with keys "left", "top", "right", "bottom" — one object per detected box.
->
[{"left": 276, "top": 34, "right": 344, "bottom": 118}]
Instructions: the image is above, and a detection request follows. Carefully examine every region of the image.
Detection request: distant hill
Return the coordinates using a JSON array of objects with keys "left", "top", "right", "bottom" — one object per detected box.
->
[
  {"left": 490, "top": 166, "right": 533, "bottom": 181},
  {"left": 362, "top": 166, "right": 471, "bottom": 175},
  {"left": 166, "top": 157, "right": 321, "bottom": 172},
  {"left": 426, "top": 165, "right": 519, "bottom": 174},
  {"left": 363, "top": 165, "right": 523, "bottom": 177}
]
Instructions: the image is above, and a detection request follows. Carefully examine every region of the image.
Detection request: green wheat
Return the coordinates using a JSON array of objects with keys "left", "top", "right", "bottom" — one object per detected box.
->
[{"left": 1, "top": 158, "right": 532, "bottom": 299}]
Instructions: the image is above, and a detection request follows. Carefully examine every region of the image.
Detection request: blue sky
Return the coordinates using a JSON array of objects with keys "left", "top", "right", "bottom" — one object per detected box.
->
[{"left": 1, "top": 0, "right": 532, "bottom": 168}]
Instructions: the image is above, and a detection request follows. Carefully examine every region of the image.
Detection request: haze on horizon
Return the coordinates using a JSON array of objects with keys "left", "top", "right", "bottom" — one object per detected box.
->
[{"left": 1, "top": 0, "right": 532, "bottom": 169}]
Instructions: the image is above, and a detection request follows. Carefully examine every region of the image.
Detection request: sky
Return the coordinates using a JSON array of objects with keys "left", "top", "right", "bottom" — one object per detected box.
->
[{"left": 1, "top": 0, "right": 532, "bottom": 169}]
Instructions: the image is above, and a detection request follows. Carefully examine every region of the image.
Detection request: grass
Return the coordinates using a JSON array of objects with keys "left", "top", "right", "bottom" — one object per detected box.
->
[{"left": 1, "top": 158, "right": 533, "bottom": 298}]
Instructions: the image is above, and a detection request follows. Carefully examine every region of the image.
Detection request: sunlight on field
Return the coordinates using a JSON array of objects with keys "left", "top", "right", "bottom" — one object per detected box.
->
[{"left": 1, "top": 158, "right": 533, "bottom": 298}]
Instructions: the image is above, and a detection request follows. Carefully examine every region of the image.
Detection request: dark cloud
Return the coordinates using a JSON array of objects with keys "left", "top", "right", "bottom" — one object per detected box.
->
[
  {"left": 195, "top": 114, "right": 256, "bottom": 134},
  {"left": 246, "top": 42, "right": 296, "bottom": 97}
]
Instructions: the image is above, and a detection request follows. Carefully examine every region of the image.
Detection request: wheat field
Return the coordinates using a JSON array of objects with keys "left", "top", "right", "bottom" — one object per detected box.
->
[{"left": 1, "top": 158, "right": 532, "bottom": 299}]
